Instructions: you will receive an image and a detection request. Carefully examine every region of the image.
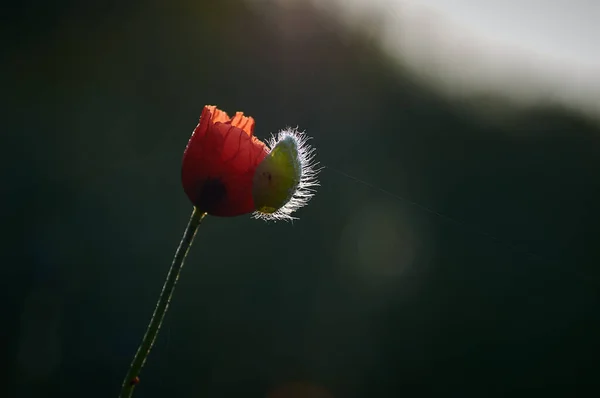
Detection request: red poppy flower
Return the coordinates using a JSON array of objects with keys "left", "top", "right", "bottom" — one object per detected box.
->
[
  {"left": 181, "top": 105, "right": 269, "bottom": 217},
  {"left": 182, "top": 105, "right": 320, "bottom": 220}
]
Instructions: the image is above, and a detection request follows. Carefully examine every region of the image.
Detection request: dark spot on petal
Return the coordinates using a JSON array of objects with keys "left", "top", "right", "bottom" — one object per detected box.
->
[{"left": 195, "top": 178, "right": 226, "bottom": 213}]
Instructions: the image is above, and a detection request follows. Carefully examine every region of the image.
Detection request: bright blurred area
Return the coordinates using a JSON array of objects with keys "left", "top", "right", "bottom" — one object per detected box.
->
[
  {"left": 248, "top": 0, "right": 600, "bottom": 120},
  {"left": 3, "top": 0, "right": 599, "bottom": 397}
]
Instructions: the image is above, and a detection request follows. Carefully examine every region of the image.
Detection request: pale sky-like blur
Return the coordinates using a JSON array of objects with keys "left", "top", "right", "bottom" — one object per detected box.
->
[
  {"left": 411, "top": 0, "right": 599, "bottom": 65},
  {"left": 248, "top": 0, "right": 600, "bottom": 120}
]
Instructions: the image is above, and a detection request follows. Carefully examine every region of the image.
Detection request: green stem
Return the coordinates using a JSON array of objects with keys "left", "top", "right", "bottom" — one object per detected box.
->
[{"left": 119, "top": 207, "right": 207, "bottom": 398}]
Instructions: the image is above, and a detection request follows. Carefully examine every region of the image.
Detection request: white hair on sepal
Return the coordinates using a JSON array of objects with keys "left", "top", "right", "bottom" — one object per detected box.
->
[{"left": 252, "top": 126, "right": 322, "bottom": 222}]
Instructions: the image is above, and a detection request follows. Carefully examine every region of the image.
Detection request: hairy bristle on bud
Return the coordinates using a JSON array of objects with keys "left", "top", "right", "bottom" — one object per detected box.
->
[{"left": 252, "top": 127, "right": 320, "bottom": 222}]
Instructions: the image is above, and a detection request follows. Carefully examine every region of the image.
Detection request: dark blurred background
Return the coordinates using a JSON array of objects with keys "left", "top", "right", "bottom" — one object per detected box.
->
[{"left": 3, "top": 0, "right": 600, "bottom": 397}]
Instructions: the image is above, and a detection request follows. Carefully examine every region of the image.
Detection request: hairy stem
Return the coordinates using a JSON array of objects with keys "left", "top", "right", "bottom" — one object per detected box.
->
[{"left": 119, "top": 207, "right": 207, "bottom": 398}]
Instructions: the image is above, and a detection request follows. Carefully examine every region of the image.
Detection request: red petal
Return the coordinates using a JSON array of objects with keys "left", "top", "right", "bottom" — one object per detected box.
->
[
  {"left": 181, "top": 105, "right": 268, "bottom": 216},
  {"left": 230, "top": 112, "right": 255, "bottom": 136}
]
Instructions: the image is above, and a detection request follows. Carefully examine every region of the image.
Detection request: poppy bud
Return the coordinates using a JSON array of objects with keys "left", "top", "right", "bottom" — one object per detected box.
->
[
  {"left": 182, "top": 106, "right": 319, "bottom": 220},
  {"left": 252, "top": 128, "right": 320, "bottom": 221}
]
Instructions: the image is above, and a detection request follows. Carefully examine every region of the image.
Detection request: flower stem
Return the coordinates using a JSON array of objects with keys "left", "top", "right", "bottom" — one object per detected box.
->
[{"left": 119, "top": 207, "right": 207, "bottom": 398}]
